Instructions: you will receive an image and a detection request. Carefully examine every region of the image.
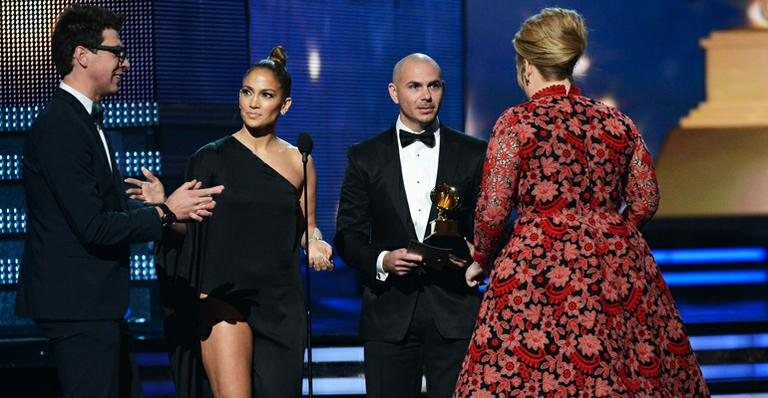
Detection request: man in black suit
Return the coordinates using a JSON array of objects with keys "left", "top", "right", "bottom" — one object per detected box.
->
[
  {"left": 15, "top": 5, "right": 223, "bottom": 397},
  {"left": 335, "top": 53, "right": 487, "bottom": 397}
]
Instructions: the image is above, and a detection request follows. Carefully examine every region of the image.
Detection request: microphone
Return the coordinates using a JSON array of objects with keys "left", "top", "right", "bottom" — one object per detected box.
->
[
  {"left": 297, "top": 131, "right": 315, "bottom": 396},
  {"left": 298, "top": 132, "right": 313, "bottom": 163}
]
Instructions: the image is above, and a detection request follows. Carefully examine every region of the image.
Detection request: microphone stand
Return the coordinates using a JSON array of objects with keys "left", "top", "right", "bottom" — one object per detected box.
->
[{"left": 301, "top": 150, "right": 314, "bottom": 398}]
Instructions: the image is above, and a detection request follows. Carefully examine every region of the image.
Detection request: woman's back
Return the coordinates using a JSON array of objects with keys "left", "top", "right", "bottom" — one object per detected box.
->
[
  {"left": 457, "top": 7, "right": 707, "bottom": 396},
  {"left": 473, "top": 84, "right": 660, "bottom": 264},
  {"left": 501, "top": 84, "right": 656, "bottom": 225},
  {"left": 458, "top": 84, "right": 709, "bottom": 396}
]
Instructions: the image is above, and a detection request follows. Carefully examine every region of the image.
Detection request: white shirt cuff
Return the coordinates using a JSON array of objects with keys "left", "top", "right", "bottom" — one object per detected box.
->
[{"left": 376, "top": 251, "right": 389, "bottom": 282}]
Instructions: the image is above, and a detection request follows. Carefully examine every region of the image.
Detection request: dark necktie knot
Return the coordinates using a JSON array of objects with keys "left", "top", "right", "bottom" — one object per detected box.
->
[
  {"left": 399, "top": 129, "right": 436, "bottom": 148},
  {"left": 91, "top": 102, "right": 104, "bottom": 124}
]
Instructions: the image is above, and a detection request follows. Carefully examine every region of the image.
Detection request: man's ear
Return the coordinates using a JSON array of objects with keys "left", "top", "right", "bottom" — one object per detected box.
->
[
  {"left": 73, "top": 46, "right": 90, "bottom": 69},
  {"left": 388, "top": 82, "right": 399, "bottom": 105}
]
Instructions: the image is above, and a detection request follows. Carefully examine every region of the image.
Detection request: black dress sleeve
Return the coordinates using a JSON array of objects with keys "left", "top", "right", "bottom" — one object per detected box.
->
[
  {"left": 154, "top": 146, "right": 217, "bottom": 398},
  {"left": 155, "top": 146, "right": 216, "bottom": 312}
]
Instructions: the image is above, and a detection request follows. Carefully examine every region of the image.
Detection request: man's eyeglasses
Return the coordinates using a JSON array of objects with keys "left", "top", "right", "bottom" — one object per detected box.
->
[{"left": 90, "top": 45, "right": 127, "bottom": 64}]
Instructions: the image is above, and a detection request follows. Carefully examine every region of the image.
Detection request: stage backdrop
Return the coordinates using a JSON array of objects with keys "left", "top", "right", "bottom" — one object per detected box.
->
[
  {"left": 0, "top": 0, "right": 750, "bottom": 339},
  {"left": 465, "top": 0, "right": 744, "bottom": 154}
]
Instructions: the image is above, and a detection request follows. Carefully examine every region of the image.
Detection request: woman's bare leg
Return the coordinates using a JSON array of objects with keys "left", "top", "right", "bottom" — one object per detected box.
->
[{"left": 199, "top": 296, "right": 252, "bottom": 398}]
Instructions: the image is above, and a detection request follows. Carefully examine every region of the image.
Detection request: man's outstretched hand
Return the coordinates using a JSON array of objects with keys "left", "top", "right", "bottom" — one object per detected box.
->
[{"left": 165, "top": 180, "right": 225, "bottom": 222}]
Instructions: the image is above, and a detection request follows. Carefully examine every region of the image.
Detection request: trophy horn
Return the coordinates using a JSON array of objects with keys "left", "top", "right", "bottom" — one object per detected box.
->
[{"left": 430, "top": 183, "right": 460, "bottom": 221}]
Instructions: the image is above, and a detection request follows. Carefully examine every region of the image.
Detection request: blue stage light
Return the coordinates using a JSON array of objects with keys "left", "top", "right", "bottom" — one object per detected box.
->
[
  {"left": 141, "top": 380, "right": 175, "bottom": 397},
  {"left": 0, "top": 255, "right": 156, "bottom": 284},
  {"left": 0, "top": 259, "right": 21, "bottom": 285},
  {"left": 102, "top": 102, "right": 160, "bottom": 128},
  {"left": 689, "top": 333, "right": 768, "bottom": 350},
  {"left": 0, "top": 208, "right": 26, "bottom": 234},
  {"left": 115, "top": 150, "right": 162, "bottom": 177},
  {"left": 0, "top": 103, "right": 159, "bottom": 132},
  {"left": 700, "top": 363, "right": 768, "bottom": 380},
  {"left": 653, "top": 247, "right": 768, "bottom": 265},
  {"left": 0, "top": 106, "right": 41, "bottom": 132},
  {"left": 677, "top": 300, "right": 767, "bottom": 324},
  {"left": 303, "top": 346, "right": 364, "bottom": 363},
  {"left": 663, "top": 270, "right": 768, "bottom": 286},
  {"left": 302, "top": 377, "right": 368, "bottom": 396},
  {"left": 135, "top": 353, "right": 170, "bottom": 367},
  {"left": 0, "top": 154, "right": 23, "bottom": 181},
  {"left": 130, "top": 254, "right": 156, "bottom": 281}
]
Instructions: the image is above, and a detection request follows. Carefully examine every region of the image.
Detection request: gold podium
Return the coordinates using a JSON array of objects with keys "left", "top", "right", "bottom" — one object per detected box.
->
[{"left": 655, "top": 29, "right": 768, "bottom": 217}]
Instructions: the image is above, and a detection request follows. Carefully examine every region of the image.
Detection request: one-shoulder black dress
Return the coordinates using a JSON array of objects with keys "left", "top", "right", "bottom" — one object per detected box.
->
[{"left": 157, "top": 135, "right": 306, "bottom": 397}]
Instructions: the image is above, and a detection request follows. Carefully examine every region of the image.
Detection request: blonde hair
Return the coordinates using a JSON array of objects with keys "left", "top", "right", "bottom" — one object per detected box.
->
[{"left": 513, "top": 8, "right": 587, "bottom": 82}]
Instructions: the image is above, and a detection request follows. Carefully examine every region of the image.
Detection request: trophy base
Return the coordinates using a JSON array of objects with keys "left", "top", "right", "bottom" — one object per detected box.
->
[
  {"left": 423, "top": 233, "right": 470, "bottom": 259},
  {"left": 411, "top": 212, "right": 471, "bottom": 269},
  {"left": 429, "top": 219, "right": 459, "bottom": 235},
  {"left": 407, "top": 239, "right": 453, "bottom": 270}
]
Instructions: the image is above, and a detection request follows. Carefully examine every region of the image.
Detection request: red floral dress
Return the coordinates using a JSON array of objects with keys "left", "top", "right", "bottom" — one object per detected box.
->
[{"left": 454, "top": 85, "right": 709, "bottom": 397}]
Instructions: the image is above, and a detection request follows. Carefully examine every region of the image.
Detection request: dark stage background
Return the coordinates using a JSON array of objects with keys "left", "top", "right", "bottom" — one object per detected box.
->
[{"left": 466, "top": 0, "right": 744, "bottom": 154}]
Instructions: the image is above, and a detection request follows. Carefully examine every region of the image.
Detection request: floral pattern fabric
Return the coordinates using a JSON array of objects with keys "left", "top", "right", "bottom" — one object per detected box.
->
[{"left": 455, "top": 85, "right": 709, "bottom": 397}]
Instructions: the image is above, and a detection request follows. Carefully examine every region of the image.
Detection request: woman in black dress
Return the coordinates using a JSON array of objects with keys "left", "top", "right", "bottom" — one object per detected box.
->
[{"left": 128, "top": 46, "right": 334, "bottom": 397}]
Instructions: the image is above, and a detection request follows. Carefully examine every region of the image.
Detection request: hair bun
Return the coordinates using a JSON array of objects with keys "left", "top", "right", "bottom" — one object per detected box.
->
[
  {"left": 513, "top": 8, "right": 587, "bottom": 81},
  {"left": 269, "top": 45, "right": 288, "bottom": 67},
  {"left": 244, "top": 45, "right": 292, "bottom": 97}
]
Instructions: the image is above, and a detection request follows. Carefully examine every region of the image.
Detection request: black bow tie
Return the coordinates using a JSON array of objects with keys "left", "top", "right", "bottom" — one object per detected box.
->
[
  {"left": 91, "top": 102, "right": 104, "bottom": 124},
  {"left": 399, "top": 129, "right": 436, "bottom": 148}
]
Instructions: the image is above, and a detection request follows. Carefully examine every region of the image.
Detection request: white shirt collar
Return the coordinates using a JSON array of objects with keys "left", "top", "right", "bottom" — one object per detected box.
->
[
  {"left": 59, "top": 82, "right": 94, "bottom": 115},
  {"left": 395, "top": 116, "right": 440, "bottom": 135}
]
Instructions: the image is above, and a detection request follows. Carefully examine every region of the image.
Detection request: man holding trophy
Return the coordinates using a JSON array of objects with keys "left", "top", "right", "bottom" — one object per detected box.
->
[{"left": 335, "top": 53, "right": 487, "bottom": 397}]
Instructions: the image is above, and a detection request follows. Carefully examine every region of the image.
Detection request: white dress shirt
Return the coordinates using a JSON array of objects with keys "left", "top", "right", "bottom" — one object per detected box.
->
[
  {"left": 59, "top": 82, "right": 113, "bottom": 171},
  {"left": 376, "top": 116, "right": 441, "bottom": 281}
]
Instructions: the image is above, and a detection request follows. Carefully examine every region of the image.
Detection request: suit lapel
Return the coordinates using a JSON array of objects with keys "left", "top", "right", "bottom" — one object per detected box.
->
[
  {"left": 59, "top": 90, "right": 126, "bottom": 210},
  {"left": 103, "top": 131, "right": 118, "bottom": 175},
  {"left": 58, "top": 89, "right": 114, "bottom": 174},
  {"left": 381, "top": 128, "right": 418, "bottom": 240},
  {"left": 103, "top": 133, "right": 129, "bottom": 209}
]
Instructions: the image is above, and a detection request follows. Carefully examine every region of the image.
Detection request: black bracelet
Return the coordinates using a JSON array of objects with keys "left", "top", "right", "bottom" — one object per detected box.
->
[{"left": 156, "top": 203, "right": 177, "bottom": 227}]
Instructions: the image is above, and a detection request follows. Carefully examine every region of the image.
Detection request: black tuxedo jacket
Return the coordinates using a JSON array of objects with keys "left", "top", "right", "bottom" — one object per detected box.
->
[
  {"left": 335, "top": 125, "right": 487, "bottom": 342},
  {"left": 16, "top": 88, "right": 162, "bottom": 320}
]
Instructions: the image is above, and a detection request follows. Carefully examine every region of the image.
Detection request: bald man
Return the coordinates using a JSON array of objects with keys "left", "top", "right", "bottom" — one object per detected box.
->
[{"left": 335, "top": 53, "right": 487, "bottom": 397}]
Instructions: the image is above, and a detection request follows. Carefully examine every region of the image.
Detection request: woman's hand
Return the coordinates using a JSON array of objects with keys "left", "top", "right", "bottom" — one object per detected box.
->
[
  {"left": 308, "top": 239, "right": 334, "bottom": 271},
  {"left": 465, "top": 262, "right": 487, "bottom": 288},
  {"left": 125, "top": 167, "right": 166, "bottom": 203},
  {"left": 447, "top": 239, "right": 476, "bottom": 269}
]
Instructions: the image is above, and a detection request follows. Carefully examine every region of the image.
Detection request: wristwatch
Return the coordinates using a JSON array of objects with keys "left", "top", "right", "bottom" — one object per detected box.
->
[{"left": 155, "top": 203, "right": 177, "bottom": 227}]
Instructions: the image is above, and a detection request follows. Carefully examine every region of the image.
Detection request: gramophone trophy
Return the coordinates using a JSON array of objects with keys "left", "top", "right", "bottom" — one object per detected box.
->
[{"left": 407, "top": 183, "right": 471, "bottom": 269}]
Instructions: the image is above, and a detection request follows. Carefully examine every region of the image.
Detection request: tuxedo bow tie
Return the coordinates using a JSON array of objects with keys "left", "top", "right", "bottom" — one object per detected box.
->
[
  {"left": 399, "top": 129, "right": 436, "bottom": 148},
  {"left": 91, "top": 102, "right": 104, "bottom": 124}
]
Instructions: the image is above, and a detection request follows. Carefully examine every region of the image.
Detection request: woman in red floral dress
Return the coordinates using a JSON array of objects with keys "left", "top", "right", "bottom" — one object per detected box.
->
[{"left": 455, "top": 8, "right": 709, "bottom": 397}]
